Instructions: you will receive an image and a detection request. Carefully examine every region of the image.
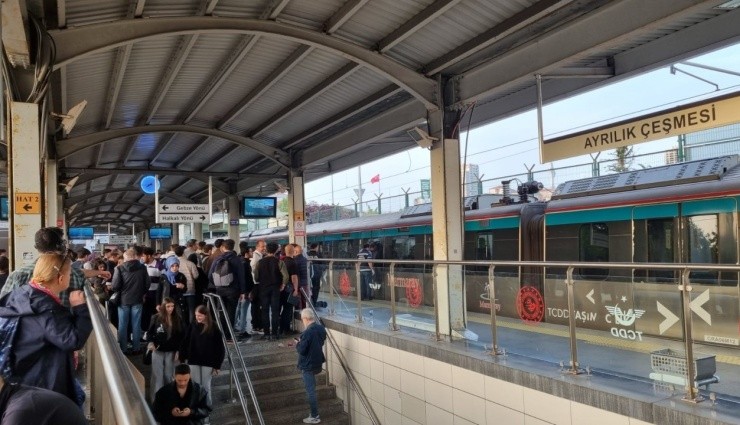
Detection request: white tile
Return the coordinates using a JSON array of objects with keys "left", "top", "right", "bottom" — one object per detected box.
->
[
  {"left": 401, "top": 393, "right": 427, "bottom": 424},
  {"left": 383, "top": 345, "right": 402, "bottom": 367},
  {"left": 384, "top": 363, "right": 401, "bottom": 390},
  {"left": 356, "top": 352, "right": 371, "bottom": 378},
  {"left": 525, "top": 416, "right": 553, "bottom": 425},
  {"left": 369, "top": 341, "right": 384, "bottom": 360},
  {"left": 523, "top": 388, "right": 570, "bottom": 425},
  {"left": 486, "top": 401, "right": 525, "bottom": 425},
  {"left": 370, "top": 379, "right": 384, "bottom": 403},
  {"left": 399, "top": 350, "right": 425, "bottom": 375},
  {"left": 352, "top": 408, "right": 372, "bottom": 425},
  {"left": 385, "top": 406, "right": 403, "bottom": 424},
  {"left": 453, "top": 388, "right": 486, "bottom": 424},
  {"left": 370, "top": 358, "right": 384, "bottom": 381},
  {"left": 451, "top": 365, "right": 485, "bottom": 395},
  {"left": 384, "top": 385, "right": 402, "bottom": 412},
  {"left": 402, "top": 417, "right": 422, "bottom": 425},
  {"left": 400, "top": 370, "right": 425, "bottom": 399},
  {"left": 356, "top": 337, "right": 370, "bottom": 355},
  {"left": 357, "top": 373, "right": 371, "bottom": 399},
  {"left": 426, "top": 403, "right": 454, "bottom": 425},
  {"left": 629, "top": 419, "right": 654, "bottom": 425},
  {"left": 484, "top": 375, "right": 524, "bottom": 411},
  {"left": 571, "top": 402, "right": 629, "bottom": 425},
  {"left": 424, "top": 378, "right": 453, "bottom": 412},
  {"left": 424, "top": 357, "right": 453, "bottom": 385},
  {"left": 454, "top": 416, "right": 478, "bottom": 425}
]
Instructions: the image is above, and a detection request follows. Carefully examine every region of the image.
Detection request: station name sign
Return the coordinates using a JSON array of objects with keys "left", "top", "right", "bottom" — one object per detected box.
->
[{"left": 541, "top": 91, "right": 740, "bottom": 163}]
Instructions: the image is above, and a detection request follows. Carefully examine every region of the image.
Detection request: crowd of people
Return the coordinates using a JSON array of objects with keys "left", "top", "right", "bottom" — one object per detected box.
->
[{"left": 0, "top": 229, "right": 329, "bottom": 424}]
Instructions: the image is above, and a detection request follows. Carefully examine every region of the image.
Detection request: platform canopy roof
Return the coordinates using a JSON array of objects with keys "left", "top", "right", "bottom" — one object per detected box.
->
[{"left": 4, "top": 0, "right": 740, "bottom": 231}]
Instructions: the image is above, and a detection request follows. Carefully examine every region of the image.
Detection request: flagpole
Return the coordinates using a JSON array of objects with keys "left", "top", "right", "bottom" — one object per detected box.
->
[{"left": 358, "top": 166, "right": 363, "bottom": 214}]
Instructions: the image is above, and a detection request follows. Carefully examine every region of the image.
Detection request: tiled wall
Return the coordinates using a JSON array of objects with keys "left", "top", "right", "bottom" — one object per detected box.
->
[{"left": 325, "top": 329, "right": 655, "bottom": 425}]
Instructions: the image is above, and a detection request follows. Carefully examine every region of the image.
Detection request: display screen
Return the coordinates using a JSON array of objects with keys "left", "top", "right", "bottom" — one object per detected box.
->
[
  {"left": 68, "top": 227, "right": 94, "bottom": 239},
  {"left": 0, "top": 196, "right": 7, "bottom": 221},
  {"left": 242, "top": 197, "right": 277, "bottom": 218},
  {"left": 149, "top": 227, "right": 172, "bottom": 239}
]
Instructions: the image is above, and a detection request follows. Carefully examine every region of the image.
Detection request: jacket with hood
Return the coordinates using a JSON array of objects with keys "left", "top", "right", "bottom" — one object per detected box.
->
[
  {"left": 0, "top": 285, "right": 92, "bottom": 402},
  {"left": 111, "top": 260, "right": 150, "bottom": 306},
  {"left": 296, "top": 321, "right": 326, "bottom": 373}
]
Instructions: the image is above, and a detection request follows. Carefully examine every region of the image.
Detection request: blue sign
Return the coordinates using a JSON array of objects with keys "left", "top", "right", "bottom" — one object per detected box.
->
[{"left": 140, "top": 176, "right": 160, "bottom": 194}]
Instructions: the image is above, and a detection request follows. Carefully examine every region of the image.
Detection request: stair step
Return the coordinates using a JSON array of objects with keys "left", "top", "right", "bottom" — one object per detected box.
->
[
  {"left": 215, "top": 360, "right": 298, "bottom": 384},
  {"left": 213, "top": 371, "right": 328, "bottom": 398},
  {"left": 212, "top": 398, "right": 348, "bottom": 425},
  {"left": 212, "top": 384, "right": 340, "bottom": 415}
]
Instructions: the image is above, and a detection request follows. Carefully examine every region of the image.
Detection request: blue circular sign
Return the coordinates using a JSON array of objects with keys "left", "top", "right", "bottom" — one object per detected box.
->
[{"left": 140, "top": 176, "right": 160, "bottom": 194}]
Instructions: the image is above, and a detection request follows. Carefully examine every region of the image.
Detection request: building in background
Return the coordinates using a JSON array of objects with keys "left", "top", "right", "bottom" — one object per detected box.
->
[{"left": 463, "top": 163, "right": 481, "bottom": 197}]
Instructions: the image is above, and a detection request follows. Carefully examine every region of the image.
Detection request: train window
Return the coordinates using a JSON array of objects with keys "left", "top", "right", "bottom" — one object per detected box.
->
[
  {"left": 578, "top": 223, "right": 609, "bottom": 280},
  {"left": 686, "top": 215, "right": 719, "bottom": 283},
  {"left": 643, "top": 219, "right": 676, "bottom": 282}
]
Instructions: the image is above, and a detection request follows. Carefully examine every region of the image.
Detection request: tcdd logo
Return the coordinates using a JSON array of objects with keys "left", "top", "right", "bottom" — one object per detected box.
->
[
  {"left": 339, "top": 270, "right": 352, "bottom": 296},
  {"left": 517, "top": 286, "right": 544, "bottom": 324}
]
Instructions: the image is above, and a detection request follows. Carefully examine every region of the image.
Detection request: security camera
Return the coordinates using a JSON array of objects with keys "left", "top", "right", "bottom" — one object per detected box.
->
[
  {"left": 407, "top": 127, "right": 437, "bottom": 149},
  {"left": 51, "top": 100, "right": 88, "bottom": 136}
]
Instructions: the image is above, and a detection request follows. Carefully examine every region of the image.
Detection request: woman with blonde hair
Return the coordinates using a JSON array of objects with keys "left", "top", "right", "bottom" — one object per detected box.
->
[
  {"left": 146, "top": 297, "right": 185, "bottom": 402},
  {"left": 178, "top": 304, "right": 225, "bottom": 408},
  {"left": 0, "top": 253, "right": 92, "bottom": 405}
]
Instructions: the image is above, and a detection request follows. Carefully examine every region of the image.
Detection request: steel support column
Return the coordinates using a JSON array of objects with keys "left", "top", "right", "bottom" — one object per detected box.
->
[
  {"left": 227, "top": 195, "right": 240, "bottom": 241},
  {"left": 44, "top": 159, "right": 62, "bottom": 228},
  {"left": 427, "top": 77, "right": 467, "bottom": 338},
  {"left": 171, "top": 224, "right": 180, "bottom": 246},
  {"left": 287, "top": 170, "right": 306, "bottom": 248},
  {"left": 192, "top": 223, "right": 203, "bottom": 241},
  {"left": 9, "top": 102, "right": 43, "bottom": 269}
]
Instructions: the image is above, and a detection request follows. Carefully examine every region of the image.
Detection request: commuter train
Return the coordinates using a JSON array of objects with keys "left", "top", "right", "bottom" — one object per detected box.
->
[{"left": 242, "top": 156, "right": 740, "bottom": 348}]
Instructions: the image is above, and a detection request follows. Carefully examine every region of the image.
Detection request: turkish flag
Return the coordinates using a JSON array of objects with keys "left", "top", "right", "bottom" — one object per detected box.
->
[{"left": 370, "top": 174, "right": 380, "bottom": 184}]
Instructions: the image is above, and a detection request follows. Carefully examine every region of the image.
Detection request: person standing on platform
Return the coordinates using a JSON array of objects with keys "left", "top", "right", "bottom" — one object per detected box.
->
[
  {"left": 306, "top": 244, "right": 324, "bottom": 307},
  {"left": 141, "top": 247, "right": 163, "bottom": 335},
  {"left": 234, "top": 250, "right": 254, "bottom": 339},
  {"left": 178, "top": 305, "right": 224, "bottom": 410},
  {"left": 250, "top": 240, "right": 266, "bottom": 333},
  {"left": 0, "top": 253, "right": 92, "bottom": 405},
  {"left": 207, "top": 239, "right": 247, "bottom": 341},
  {"left": 0, "top": 227, "right": 111, "bottom": 307},
  {"left": 152, "top": 363, "right": 210, "bottom": 425},
  {"left": 293, "top": 244, "right": 309, "bottom": 308},
  {"left": 280, "top": 244, "right": 299, "bottom": 337},
  {"left": 357, "top": 244, "right": 374, "bottom": 301},
  {"left": 295, "top": 308, "right": 326, "bottom": 424},
  {"left": 254, "top": 242, "right": 288, "bottom": 341},
  {"left": 175, "top": 246, "right": 200, "bottom": 326},
  {"left": 147, "top": 297, "right": 185, "bottom": 403},
  {"left": 159, "top": 257, "right": 187, "bottom": 318},
  {"left": 201, "top": 239, "right": 223, "bottom": 279},
  {"left": 111, "top": 248, "right": 151, "bottom": 355}
]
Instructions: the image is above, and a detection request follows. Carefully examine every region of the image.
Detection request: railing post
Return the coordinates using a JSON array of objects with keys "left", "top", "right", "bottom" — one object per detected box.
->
[
  {"left": 680, "top": 268, "right": 703, "bottom": 402},
  {"left": 355, "top": 262, "right": 363, "bottom": 323},
  {"left": 565, "top": 267, "right": 582, "bottom": 374},
  {"left": 432, "top": 265, "right": 441, "bottom": 341},
  {"left": 488, "top": 265, "right": 504, "bottom": 355},
  {"left": 328, "top": 260, "right": 336, "bottom": 316},
  {"left": 389, "top": 262, "right": 399, "bottom": 331}
]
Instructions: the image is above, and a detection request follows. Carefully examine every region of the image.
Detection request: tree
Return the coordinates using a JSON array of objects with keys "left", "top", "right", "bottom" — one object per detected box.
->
[{"left": 607, "top": 146, "right": 634, "bottom": 173}]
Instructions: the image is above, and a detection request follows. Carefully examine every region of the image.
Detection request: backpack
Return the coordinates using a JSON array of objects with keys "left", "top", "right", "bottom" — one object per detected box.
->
[
  {"left": 0, "top": 315, "right": 20, "bottom": 378},
  {"left": 211, "top": 258, "right": 234, "bottom": 287}
]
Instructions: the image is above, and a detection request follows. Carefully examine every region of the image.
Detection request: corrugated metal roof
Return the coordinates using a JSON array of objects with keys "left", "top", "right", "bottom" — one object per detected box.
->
[{"left": 7, "top": 0, "right": 735, "bottom": 229}]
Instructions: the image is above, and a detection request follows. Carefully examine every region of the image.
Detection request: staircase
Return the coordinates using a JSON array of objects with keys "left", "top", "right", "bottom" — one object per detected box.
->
[{"left": 210, "top": 337, "right": 350, "bottom": 425}]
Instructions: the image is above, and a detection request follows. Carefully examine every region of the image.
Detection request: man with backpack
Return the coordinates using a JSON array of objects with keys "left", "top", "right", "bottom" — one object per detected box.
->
[{"left": 208, "top": 239, "right": 247, "bottom": 341}]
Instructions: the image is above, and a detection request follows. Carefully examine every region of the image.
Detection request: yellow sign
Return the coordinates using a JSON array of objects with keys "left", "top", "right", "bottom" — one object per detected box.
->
[
  {"left": 541, "top": 91, "right": 740, "bottom": 163},
  {"left": 15, "top": 192, "right": 41, "bottom": 214},
  {"left": 294, "top": 212, "right": 304, "bottom": 221}
]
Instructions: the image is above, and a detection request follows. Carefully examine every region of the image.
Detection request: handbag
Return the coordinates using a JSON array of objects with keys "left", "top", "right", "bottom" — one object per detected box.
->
[{"left": 143, "top": 348, "right": 153, "bottom": 365}]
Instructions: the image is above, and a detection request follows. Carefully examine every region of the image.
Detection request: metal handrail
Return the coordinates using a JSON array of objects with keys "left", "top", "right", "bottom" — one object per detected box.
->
[
  {"left": 83, "top": 285, "right": 156, "bottom": 425},
  {"left": 300, "top": 287, "right": 381, "bottom": 425},
  {"left": 312, "top": 257, "right": 740, "bottom": 403},
  {"left": 202, "top": 293, "right": 265, "bottom": 425}
]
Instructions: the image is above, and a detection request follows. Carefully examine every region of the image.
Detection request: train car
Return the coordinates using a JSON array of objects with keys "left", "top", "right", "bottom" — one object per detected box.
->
[{"left": 247, "top": 155, "right": 740, "bottom": 348}]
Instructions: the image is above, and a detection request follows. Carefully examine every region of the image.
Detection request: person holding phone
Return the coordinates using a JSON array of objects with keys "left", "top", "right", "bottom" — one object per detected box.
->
[{"left": 151, "top": 363, "right": 210, "bottom": 425}]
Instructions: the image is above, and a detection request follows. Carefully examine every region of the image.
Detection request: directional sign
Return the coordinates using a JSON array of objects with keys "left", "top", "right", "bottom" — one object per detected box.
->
[
  {"left": 656, "top": 301, "right": 679, "bottom": 335},
  {"left": 159, "top": 204, "right": 209, "bottom": 213},
  {"left": 586, "top": 289, "right": 595, "bottom": 304},
  {"left": 109, "top": 235, "right": 136, "bottom": 244},
  {"left": 690, "top": 289, "right": 711, "bottom": 325},
  {"left": 14, "top": 192, "right": 40, "bottom": 214},
  {"left": 158, "top": 213, "right": 210, "bottom": 223}
]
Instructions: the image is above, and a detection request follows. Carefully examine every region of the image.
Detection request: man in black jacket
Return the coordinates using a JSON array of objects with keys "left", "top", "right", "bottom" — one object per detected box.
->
[
  {"left": 208, "top": 239, "right": 247, "bottom": 341},
  {"left": 254, "top": 242, "right": 288, "bottom": 341},
  {"left": 0, "top": 376, "right": 87, "bottom": 425},
  {"left": 152, "top": 363, "right": 210, "bottom": 425},
  {"left": 111, "top": 248, "right": 151, "bottom": 354}
]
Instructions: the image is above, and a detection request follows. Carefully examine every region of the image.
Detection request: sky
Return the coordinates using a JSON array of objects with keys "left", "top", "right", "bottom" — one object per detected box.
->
[{"left": 302, "top": 42, "right": 740, "bottom": 210}]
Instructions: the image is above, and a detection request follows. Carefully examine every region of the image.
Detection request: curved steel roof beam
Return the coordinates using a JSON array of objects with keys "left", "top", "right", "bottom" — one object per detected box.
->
[
  {"left": 66, "top": 201, "right": 154, "bottom": 214},
  {"left": 48, "top": 17, "right": 438, "bottom": 110},
  {"left": 65, "top": 188, "right": 193, "bottom": 208},
  {"left": 56, "top": 124, "right": 290, "bottom": 169}
]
